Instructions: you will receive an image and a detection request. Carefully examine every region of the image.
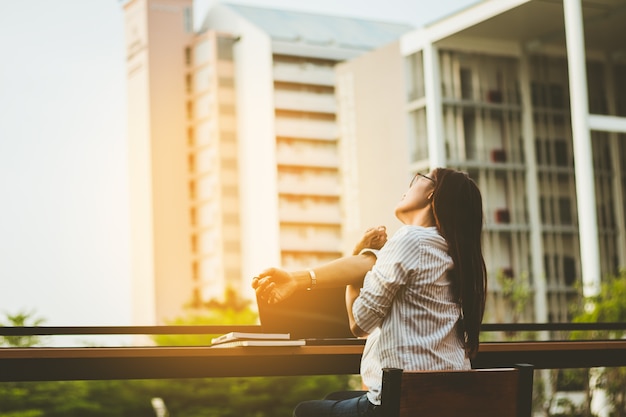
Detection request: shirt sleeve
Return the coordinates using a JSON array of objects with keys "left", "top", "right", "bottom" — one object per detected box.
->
[
  {"left": 358, "top": 248, "right": 380, "bottom": 257},
  {"left": 352, "top": 227, "right": 422, "bottom": 333}
]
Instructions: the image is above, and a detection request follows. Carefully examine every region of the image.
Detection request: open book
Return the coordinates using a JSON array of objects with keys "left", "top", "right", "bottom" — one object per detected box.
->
[{"left": 211, "top": 331, "right": 291, "bottom": 346}]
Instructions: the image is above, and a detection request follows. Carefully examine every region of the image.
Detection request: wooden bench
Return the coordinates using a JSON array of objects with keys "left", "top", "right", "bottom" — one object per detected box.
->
[{"left": 380, "top": 364, "right": 534, "bottom": 417}]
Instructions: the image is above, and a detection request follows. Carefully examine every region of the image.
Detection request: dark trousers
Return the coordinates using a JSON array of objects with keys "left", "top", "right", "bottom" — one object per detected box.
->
[{"left": 293, "top": 391, "right": 381, "bottom": 417}]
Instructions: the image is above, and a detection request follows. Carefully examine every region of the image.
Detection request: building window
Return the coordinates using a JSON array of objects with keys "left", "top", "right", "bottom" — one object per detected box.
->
[
  {"left": 183, "top": 7, "right": 193, "bottom": 33},
  {"left": 187, "top": 101, "right": 193, "bottom": 119},
  {"left": 540, "top": 196, "right": 547, "bottom": 224},
  {"left": 554, "top": 139, "right": 568, "bottom": 166},
  {"left": 535, "top": 138, "right": 543, "bottom": 165},
  {"left": 460, "top": 68, "right": 473, "bottom": 100},
  {"left": 219, "top": 104, "right": 236, "bottom": 116},
  {"left": 548, "top": 83, "right": 565, "bottom": 109},
  {"left": 192, "top": 261, "right": 199, "bottom": 281},
  {"left": 463, "top": 110, "right": 476, "bottom": 160},
  {"left": 409, "top": 108, "right": 428, "bottom": 162},
  {"left": 191, "top": 234, "right": 198, "bottom": 252},
  {"left": 543, "top": 255, "right": 551, "bottom": 283},
  {"left": 184, "top": 47, "right": 192, "bottom": 66},
  {"left": 189, "top": 181, "right": 196, "bottom": 199},
  {"left": 406, "top": 51, "right": 424, "bottom": 101},
  {"left": 188, "top": 154, "right": 195, "bottom": 174},
  {"left": 558, "top": 197, "right": 572, "bottom": 225},
  {"left": 190, "top": 207, "right": 197, "bottom": 226},
  {"left": 218, "top": 77, "right": 235, "bottom": 88},
  {"left": 563, "top": 256, "right": 576, "bottom": 286},
  {"left": 531, "top": 82, "right": 545, "bottom": 107},
  {"left": 217, "top": 37, "right": 234, "bottom": 61},
  {"left": 544, "top": 140, "right": 553, "bottom": 166},
  {"left": 187, "top": 127, "right": 194, "bottom": 147}
]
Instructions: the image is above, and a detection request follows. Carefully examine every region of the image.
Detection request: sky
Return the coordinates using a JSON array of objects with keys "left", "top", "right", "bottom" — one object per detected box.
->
[{"left": 0, "top": 0, "right": 478, "bottom": 329}]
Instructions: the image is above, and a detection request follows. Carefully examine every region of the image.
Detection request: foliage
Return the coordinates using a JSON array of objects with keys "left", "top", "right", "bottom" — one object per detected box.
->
[
  {"left": 149, "top": 288, "right": 355, "bottom": 415},
  {"left": 568, "top": 269, "right": 626, "bottom": 417},
  {"left": 0, "top": 380, "right": 153, "bottom": 417},
  {"left": 152, "top": 287, "right": 259, "bottom": 346},
  {"left": 127, "top": 375, "right": 354, "bottom": 417},
  {"left": 496, "top": 270, "right": 532, "bottom": 324},
  {"left": 482, "top": 270, "right": 535, "bottom": 343},
  {"left": 571, "top": 269, "right": 626, "bottom": 339},
  {"left": 0, "top": 292, "right": 356, "bottom": 416},
  {"left": 0, "top": 310, "right": 46, "bottom": 347},
  {"left": 556, "top": 368, "right": 588, "bottom": 392}
]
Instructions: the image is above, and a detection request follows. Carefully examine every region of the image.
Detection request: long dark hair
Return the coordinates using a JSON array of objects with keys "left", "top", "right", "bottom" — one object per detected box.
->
[{"left": 430, "top": 168, "right": 487, "bottom": 359}]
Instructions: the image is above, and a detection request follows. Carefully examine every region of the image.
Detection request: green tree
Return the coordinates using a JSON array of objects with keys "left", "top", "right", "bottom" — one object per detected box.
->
[
  {"left": 0, "top": 293, "right": 356, "bottom": 416},
  {"left": 496, "top": 270, "right": 532, "bottom": 325},
  {"left": 0, "top": 311, "right": 147, "bottom": 417},
  {"left": 150, "top": 289, "right": 356, "bottom": 416},
  {"left": 152, "top": 287, "right": 258, "bottom": 346},
  {"left": 569, "top": 270, "right": 626, "bottom": 417},
  {"left": 0, "top": 310, "right": 46, "bottom": 347}
]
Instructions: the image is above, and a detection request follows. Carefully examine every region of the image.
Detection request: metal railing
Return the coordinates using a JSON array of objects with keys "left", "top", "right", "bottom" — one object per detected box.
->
[{"left": 2, "top": 322, "right": 625, "bottom": 337}]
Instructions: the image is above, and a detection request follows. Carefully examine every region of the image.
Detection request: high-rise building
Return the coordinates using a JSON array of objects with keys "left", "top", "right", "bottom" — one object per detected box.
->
[
  {"left": 123, "top": 0, "right": 412, "bottom": 324},
  {"left": 336, "top": 0, "right": 626, "bottom": 323},
  {"left": 123, "top": 0, "right": 196, "bottom": 326}
]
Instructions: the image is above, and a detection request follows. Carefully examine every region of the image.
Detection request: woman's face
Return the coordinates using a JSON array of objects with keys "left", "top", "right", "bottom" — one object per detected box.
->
[{"left": 394, "top": 170, "right": 436, "bottom": 224}]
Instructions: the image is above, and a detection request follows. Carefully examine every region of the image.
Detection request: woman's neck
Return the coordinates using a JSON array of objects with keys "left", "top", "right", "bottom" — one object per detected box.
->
[{"left": 402, "top": 209, "right": 436, "bottom": 228}]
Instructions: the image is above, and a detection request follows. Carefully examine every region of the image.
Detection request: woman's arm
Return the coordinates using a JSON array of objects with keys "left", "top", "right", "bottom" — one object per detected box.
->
[
  {"left": 253, "top": 252, "right": 377, "bottom": 304},
  {"left": 253, "top": 226, "right": 386, "bottom": 304},
  {"left": 346, "top": 283, "right": 368, "bottom": 337}
]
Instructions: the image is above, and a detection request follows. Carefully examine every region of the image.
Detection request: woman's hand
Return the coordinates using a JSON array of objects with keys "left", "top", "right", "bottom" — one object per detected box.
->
[
  {"left": 252, "top": 267, "right": 300, "bottom": 304},
  {"left": 352, "top": 226, "right": 387, "bottom": 255}
]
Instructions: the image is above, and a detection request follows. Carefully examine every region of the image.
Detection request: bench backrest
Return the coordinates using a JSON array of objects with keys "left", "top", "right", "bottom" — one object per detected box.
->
[{"left": 380, "top": 364, "right": 534, "bottom": 417}]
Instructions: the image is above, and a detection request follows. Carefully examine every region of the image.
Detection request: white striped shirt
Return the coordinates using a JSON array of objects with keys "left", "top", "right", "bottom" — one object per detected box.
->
[{"left": 353, "top": 225, "right": 470, "bottom": 405}]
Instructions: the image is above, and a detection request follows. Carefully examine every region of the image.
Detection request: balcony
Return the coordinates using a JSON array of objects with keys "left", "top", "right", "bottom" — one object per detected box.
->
[
  {"left": 483, "top": 207, "right": 530, "bottom": 232},
  {"left": 2, "top": 323, "right": 625, "bottom": 380},
  {"left": 277, "top": 173, "right": 341, "bottom": 197},
  {"left": 279, "top": 234, "right": 342, "bottom": 253},
  {"left": 1, "top": 324, "right": 625, "bottom": 416},
  {"left": 278, "top": 201, "right": 341, "bottom": 224},
  {"left": 273, "top": 90, "right": 337, "bottom": 114},
  {"left": 274, "top": 118, "right": 338, "bottom": 141},
  {"left": 275, "top": 141, "right": 339, "bottom": 169},
  {"left": 273, "top": 63, "right": 335, "bottom": 86}
]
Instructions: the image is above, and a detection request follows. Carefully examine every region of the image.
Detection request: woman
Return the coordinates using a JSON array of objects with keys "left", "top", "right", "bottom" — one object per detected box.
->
[{"left": 253, "top": 168, "right": 487, "bottom": 417}]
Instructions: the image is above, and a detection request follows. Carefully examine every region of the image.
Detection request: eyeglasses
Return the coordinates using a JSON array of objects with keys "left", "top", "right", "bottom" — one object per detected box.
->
[{"left": 409, "top": 172, "right": 436, "bottom": 187}]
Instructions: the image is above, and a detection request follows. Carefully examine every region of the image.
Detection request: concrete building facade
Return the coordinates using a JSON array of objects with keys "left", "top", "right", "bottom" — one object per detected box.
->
[
  {"left": 123, "top": 0, "right": 195, "bottom": 325},
  {"left": 337, "top": 0, "right": 626, "bottom": 324},
  {"left": 123, "top": 0, "right": 412, "bottom": 324}
]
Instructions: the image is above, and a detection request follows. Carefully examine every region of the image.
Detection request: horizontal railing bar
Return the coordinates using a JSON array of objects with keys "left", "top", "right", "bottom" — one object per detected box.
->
[
  {"left": 480, "top": 322, "right": 626, "bottom": 332},
  {"left": 0, "top": 325, "right": 262, "bottom": 336},
  {"left": 0, "top": 322, "right": 625, "bottom": 336},
  {"left": 1, "top": 340, "right": 626, "bottom": 381}
]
